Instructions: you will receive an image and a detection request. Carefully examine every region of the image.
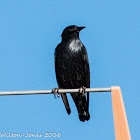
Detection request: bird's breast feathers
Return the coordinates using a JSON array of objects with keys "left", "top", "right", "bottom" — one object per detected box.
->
[{"left": 68, "top": 39, "right": 83, "bottom": 53}]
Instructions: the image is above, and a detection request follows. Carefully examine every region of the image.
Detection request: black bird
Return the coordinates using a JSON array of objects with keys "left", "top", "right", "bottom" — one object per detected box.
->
[{"left": 54, "top": 25, "right": 90, "bottom": 122}]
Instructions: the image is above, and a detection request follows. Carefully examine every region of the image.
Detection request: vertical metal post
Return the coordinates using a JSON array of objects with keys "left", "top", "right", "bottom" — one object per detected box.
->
[{"left": 111, "top": 86, "right": 131, "bottom": 140}]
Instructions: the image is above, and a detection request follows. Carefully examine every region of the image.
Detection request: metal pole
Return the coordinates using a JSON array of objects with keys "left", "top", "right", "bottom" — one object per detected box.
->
[
  {"left": 0, "top": 88, "right": 111, "bottom": 96},
  {"left": 111, "top": 86, "right": 131, "bottom": 140}
]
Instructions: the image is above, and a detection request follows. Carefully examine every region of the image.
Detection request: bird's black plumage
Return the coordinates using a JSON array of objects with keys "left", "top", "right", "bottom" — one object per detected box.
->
[{"left": 55, "top": 25, "right": 90, "bottom": 122}]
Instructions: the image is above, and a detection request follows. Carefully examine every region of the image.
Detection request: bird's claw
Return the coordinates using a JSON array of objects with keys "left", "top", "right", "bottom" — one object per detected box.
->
[
  {"left": 52, "top": 88, "right": 60, "bottom": 98},
  {"left": 79, "top": 86, "right": 86, "bottom": 96}
]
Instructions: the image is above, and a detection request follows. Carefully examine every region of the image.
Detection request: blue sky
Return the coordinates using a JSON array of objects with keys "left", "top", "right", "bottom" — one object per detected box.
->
[{"left": 0, "top": 0, "right": 139, "bottom": 139}]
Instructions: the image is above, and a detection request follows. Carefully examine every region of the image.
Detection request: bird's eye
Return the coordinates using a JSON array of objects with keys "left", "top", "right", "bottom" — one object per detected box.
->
[{"left": 69, "top": 31, "right": 75, "bottom": 34}]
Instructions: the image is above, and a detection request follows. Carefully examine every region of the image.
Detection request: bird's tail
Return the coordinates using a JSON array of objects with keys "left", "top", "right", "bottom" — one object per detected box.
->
[{"left": 71, "top": 93, "right": 90, "bottom": 122}]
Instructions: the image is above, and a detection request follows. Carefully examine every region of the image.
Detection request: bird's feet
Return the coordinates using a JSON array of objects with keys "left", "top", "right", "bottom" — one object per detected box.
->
[
  {"left": 52, "top": 88, "right": 60, "bottom": 98},
  {"left": 79, "top": 86, "right": 86, "bottom": 96}
]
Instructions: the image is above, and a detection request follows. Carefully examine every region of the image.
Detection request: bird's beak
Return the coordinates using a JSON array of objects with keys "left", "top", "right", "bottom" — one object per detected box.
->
[{"left": 77, "top": 26, "right": 86, "bottom": 32}]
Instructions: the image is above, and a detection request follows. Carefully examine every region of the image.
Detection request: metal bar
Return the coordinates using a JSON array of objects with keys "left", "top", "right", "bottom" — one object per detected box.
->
[{"left": 0, "top": 88, "right": 111, "bottom": 96}]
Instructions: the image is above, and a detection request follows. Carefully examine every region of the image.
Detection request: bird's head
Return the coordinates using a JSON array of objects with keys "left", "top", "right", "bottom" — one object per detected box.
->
[{"left": 61, "top": 25, "right": 85, "bottom": 41}]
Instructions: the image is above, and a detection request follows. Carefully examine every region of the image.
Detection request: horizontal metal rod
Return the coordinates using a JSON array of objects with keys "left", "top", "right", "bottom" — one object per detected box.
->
[{"left": 0, "top": 88, "right": 111, "bottom": 96}]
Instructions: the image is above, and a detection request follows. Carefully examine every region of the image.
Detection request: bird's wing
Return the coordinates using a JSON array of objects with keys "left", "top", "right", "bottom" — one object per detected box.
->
[
  {"left": 61, "top": 93, "right": 71, "bottom": 114},
  {"left": 83, "top": 48, "right": 90, "bottom": 111},
  {"left": 85, "top": 63, "right": 90, "bottom": 111},
  {"left": 55, "top": 52, "right": 71, "bottom": 115}
]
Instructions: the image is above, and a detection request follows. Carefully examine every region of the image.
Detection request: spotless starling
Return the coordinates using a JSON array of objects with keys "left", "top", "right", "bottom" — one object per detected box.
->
[{"left": 54, "top": 25, "right": 90, "bottom": 122}]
